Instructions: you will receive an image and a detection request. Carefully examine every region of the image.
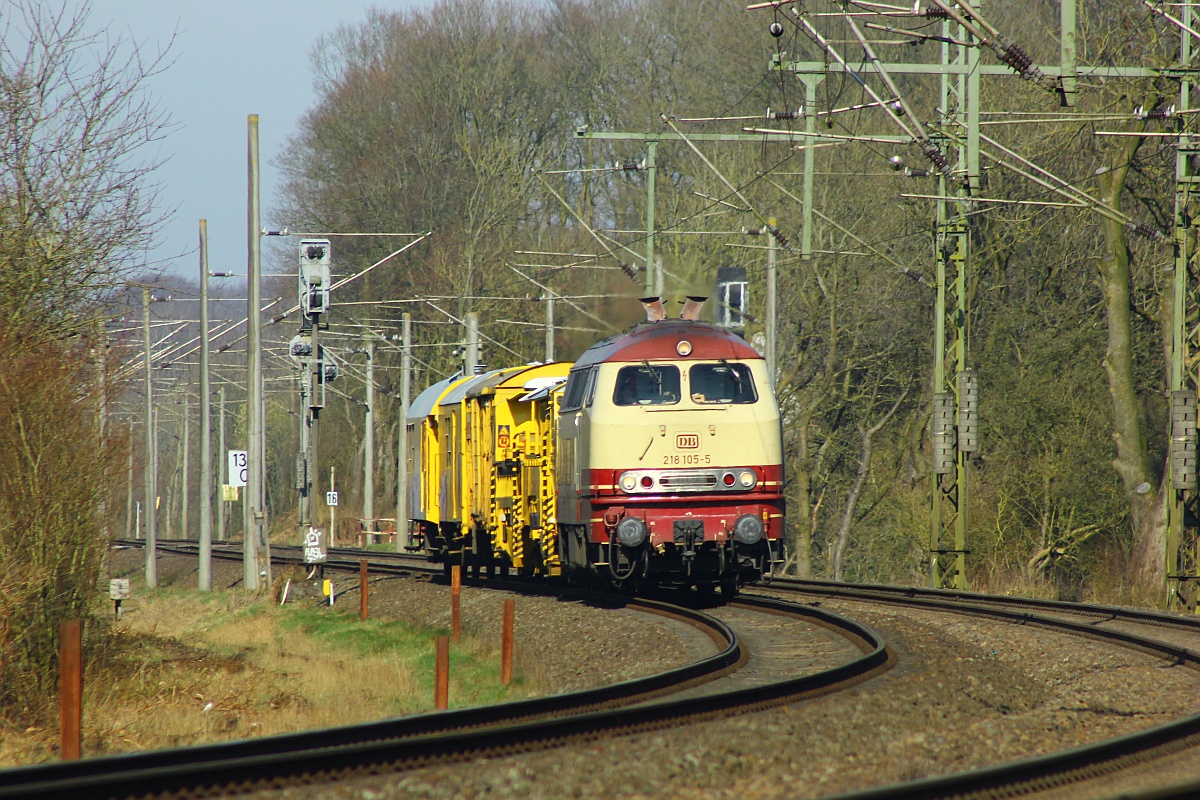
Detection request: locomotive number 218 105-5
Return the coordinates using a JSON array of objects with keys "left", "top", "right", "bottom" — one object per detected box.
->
[{"left": 663, "top": 453, "right": 711, "bottom": 466}]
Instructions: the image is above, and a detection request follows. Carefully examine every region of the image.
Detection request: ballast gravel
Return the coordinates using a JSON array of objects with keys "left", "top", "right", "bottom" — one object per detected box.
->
[
  {"left": 249, "top": 588, "right": 1200, "bottom": 800},
  {"left": 124, "top": 553, "right": 1200, "bottom": 799}
]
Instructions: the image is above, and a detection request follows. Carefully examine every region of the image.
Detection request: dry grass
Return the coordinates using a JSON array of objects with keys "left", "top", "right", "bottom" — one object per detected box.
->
[{"left": 0, "top": 588, "right": 525, "bottom": 766}]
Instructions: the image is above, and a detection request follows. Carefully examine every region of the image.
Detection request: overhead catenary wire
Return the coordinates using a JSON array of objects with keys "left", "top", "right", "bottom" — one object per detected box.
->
[
  {"left": 819, "top": 8, "right": 959, "bottom": 182},
  {"left": 123, "top": 234, "right": 432, "bottom": 380},
  {"left": 767, "top": 178, "right": 929, "bottom": 284},
  {"left": 506, "top": 265, "right": 618, "bottom": 331},
  {"left": 661, "top": 115, "right": 799, "bottom": 254},
  {"left": 532, "top": 171, "right": 643, "bottom": 282},
  {"left": 974, "top": 130, "right": 1164, "bottom": 238}
]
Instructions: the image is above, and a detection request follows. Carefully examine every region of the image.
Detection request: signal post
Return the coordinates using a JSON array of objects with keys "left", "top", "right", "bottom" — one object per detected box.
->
[{"left": 295, "top": 239, "right": 332, "bottom": 561}]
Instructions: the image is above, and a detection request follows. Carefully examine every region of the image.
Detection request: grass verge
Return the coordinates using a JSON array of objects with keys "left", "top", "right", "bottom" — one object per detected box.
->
[{"left": 0, "top": 586, "right": 525, "bottom": 766}]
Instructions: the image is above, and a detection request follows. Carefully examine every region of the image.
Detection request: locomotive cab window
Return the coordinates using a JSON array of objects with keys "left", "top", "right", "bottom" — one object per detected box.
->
[
  {"left": 689, "top": 362, "right": 757, "bottom": 404},
  {"left": 560, "top": 367, "right": 593, "bottom": 412},
  {"left": 613, "top": 364, "right": 680, "bottom": 406}
]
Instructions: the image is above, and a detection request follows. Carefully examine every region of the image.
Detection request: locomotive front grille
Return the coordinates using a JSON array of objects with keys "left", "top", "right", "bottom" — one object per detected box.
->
[
  {"left": 658, "top": 471, "right": 717, "bottom": 489},
  {"left": 617, "top": 468, "right": 759, "bottom": 494}
]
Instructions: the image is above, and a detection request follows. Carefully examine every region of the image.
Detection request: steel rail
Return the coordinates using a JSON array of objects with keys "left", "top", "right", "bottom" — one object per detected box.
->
[
  {"left": 768, "top": 575, "right": 1200, "bottom": 635},
  {"left": 753, "top": 578, "right": 1200, "bottom": 800}
]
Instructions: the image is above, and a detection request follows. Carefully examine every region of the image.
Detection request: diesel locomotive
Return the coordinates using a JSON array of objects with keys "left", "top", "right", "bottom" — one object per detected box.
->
[{"left": 404, "top": 297, "right": 785, "bottom": 594}]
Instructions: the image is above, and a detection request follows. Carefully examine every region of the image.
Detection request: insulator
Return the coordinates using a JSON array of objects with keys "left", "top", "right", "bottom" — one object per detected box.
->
[
  {"left": 1126, "top": 221, "right": 1164, "bottom": 241},
  {"left": 768, "top": 226, "right": 791, "bottom": 250},
  {"left": 1171, "top": 390, "right": 1198, "bottom": 490},
  {"left": 901, "top": 267, "right": 925, "bottom": 284},
  {"left": 920, "top": 141, "right": 954, "bottom": 178},
  {"left": 769, "top": 108, "right": 799, "bottom": 121},
  {"left": 622, "top": 161, "right": 640, "bottom": 171},
  {"left": 923, "top": 5, "right": 950, "bottom": 19},
  {"left": 1137, "top": 104, "right": 1176, "bottom": 121},
  {"left": 999, "top": 42, "right": 1034, "bottom": 76},
  {"left": 618, "top": 261, "right": 638, "bottom": 281}
]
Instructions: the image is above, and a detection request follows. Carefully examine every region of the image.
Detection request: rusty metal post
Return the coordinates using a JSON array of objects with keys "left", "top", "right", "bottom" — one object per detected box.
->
[
  {"left": 434, "top": 635, "right": 449, "bottom": 710},
  {"left": 359, "top": 559, "right": 368, "bottom": 621},
  {"left": 500, "top": 598, "right": 514, "bottom": 686},
  {"left": 59, "top": 619, "right": 82, "bottom": 760},
  {"left": 450, "top": 564, "right": 461, "bottom": 644}
]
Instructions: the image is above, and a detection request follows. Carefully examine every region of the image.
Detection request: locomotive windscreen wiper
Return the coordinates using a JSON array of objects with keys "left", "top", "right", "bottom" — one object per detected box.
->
[{"left": 642, "top": 360, "right": 663, "bottom": 391}]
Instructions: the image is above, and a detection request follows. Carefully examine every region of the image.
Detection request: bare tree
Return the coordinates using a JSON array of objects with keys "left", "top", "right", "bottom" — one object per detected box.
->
[{"left": 0, "top": 0, "right": 174, "bottom": 337}]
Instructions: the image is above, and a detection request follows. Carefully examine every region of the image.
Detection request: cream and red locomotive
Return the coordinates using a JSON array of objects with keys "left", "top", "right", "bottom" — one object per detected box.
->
[
  {"left": 404, "top": 297, "right": 785, "bottom": 594},
  {"left": 554, "top": 297, "right": 784, "bottom": 593}
]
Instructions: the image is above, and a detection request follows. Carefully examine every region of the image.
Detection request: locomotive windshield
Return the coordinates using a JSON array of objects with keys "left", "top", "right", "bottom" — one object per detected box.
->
[
  {"left": 613, "top": 364, "right": 681, "bottom": 406},
  {"left": 689, "top": 362, "right": 758, "bottom": 404}
]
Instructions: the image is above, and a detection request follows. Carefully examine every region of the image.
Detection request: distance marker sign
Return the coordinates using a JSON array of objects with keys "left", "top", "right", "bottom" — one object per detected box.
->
[{"left": 228, "top": 450, "right": 247, "bottom": 487}]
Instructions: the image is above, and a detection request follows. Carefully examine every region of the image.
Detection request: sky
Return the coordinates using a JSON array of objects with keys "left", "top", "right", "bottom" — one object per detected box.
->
[{"left": 96, "top": 1, "right": 428, "bottom": 285}]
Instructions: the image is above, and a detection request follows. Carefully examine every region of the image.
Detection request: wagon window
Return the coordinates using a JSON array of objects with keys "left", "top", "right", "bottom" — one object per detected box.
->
[
  {"left": 689, "top": 362, "right": 757, "bottom": 404},
  {"left": 613, "top": 364, "right": 681, "bottom": 406}
]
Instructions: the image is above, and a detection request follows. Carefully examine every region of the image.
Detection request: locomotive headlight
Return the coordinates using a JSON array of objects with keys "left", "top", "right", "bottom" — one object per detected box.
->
[
  {"left": 738, "top": 470, "right": 757, "bottom": 489},
  {"left": 676, "top": 340, "right": 693, "bottom": 356},
  {"left": 619, "top": 472, "right": 638, "bottom": 492},
  {"left": 616, "top": 517, "right": 649, "bottom": 547},
  {"left": 732, "top": 514, "right": 764, "bottom": 544}
]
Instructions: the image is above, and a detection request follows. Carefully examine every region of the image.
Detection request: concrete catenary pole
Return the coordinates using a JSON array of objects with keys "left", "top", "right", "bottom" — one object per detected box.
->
[
  {"left": 364, "top": 339, "right": 375, "bottom": 535},
  {"left": 218, "top": 385, "right": 227, "bottom": 542},
  {"left": 181, "top": 394, "right": 190, "bottom": 541},
  {"left": 199, "top": 219, "right": 213, "bottom": 589},
  {"left": 142, "top": 288, "right": 158, "bottom": 588},
  {"left": 395, "top": 314, "right": 411, "bottom": 552},
  {"left": 465, "top": 312, "right": 480, "bottom": 373},
  {"left": 245, "top": 114, "right": 262, "bottom": 591},
  {"left": 766, "top": 216, "right": 777, "bottom": 384},
  {"left": 126, "top": 418, "right": 135, "bottom": 540}
]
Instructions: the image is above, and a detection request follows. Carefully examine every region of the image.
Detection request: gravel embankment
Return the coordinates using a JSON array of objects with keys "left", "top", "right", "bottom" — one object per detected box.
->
[
  {"left": 114, "top": 551, "right": 1200, "bottom": 799},
  {"left": 247, "top": 591, "right": 1200, "bottom": 800}
]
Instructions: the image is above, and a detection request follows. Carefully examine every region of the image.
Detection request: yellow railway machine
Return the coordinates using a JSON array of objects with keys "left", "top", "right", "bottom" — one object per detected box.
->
[{"left": 405, "top": 363, "right": 569, "bottom": 577}]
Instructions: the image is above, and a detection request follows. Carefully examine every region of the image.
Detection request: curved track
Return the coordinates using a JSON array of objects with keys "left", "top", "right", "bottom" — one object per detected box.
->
[
  {"left": 752, "top": 577, "right": 1200, "bottom": 800},
  {"left": 0, "top": 543, "right": 890, "bottom": 799}
]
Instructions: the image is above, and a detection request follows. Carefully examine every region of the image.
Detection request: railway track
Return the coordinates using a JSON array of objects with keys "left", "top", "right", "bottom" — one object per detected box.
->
[
  {"left": 750, "top": 577, "right": 1200, "bottom": 800},
  {"left": 0, "top": 543, "right": 889, "bottom": 799},
  {"left": 60, "top": 541, "right": 1200, "bottom": 798}
]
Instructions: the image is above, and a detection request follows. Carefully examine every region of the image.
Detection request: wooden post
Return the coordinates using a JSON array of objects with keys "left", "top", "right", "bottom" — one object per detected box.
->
[
  {"left": 450, "top": 564, "right": 461, "bottom": 644},
  {"left": 434, "top": 635, "right": 449, "bottom": 710},
  {"left": 59, "top": 619, "right": 82, "bottom": 760},
  {"left": 500, "top": 598, "right": 514, "bottom": 686},
  {"left": 359, "top": 559, "right": 368, "bottom": 621}
]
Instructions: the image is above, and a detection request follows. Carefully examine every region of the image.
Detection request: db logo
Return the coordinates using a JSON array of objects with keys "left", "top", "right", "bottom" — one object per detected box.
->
[{"left": 676, "top": 433, "right": 700, "bottom": 450}]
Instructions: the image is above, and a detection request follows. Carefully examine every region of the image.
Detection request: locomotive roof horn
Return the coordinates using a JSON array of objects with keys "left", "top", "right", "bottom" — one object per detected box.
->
[
  {"left": 640, "top": 296, "right": 667, "bottom": 322},
  {"left": 680, "top": 296, "right": 707, "bottom": 321}
]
